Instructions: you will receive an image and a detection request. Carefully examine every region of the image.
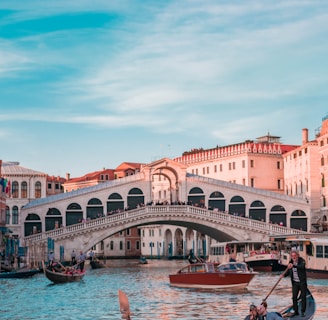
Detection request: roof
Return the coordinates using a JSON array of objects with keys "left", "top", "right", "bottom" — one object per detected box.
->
[{"left": 2, "top": 161, "right": 47, "bottom": 176}]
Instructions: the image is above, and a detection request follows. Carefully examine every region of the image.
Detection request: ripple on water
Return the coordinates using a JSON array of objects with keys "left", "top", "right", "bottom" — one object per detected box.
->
[{"left": 0, "top": 260, "right": 327, "bottom": 320}]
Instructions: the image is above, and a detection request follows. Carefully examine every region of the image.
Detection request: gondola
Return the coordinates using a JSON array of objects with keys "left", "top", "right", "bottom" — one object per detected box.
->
[
  {"left": 279, "top": 288, "right": 316, "bottom": 320},
  {"left": 42, "top": 261, "right": 86, "bottom": 284},
  {"left": 0, "top": 268, "right": 40, "bottom": 279},
  {"left": 90, "top": 259, "right": 106, "bottom": 269}
]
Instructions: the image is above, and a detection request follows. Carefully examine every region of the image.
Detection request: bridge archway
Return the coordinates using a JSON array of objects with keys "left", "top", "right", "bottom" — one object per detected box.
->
[
  {"left": 66, "top": 203, "right": 83, "bottom": 226},
  {"left": 45, "top": 208, "right": 62, "bottom": 231}
]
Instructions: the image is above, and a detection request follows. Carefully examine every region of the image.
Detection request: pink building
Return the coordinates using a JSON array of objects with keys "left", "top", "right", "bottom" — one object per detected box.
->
[{"left": 174, "top": 134, "right": 299, "bottom": 194}]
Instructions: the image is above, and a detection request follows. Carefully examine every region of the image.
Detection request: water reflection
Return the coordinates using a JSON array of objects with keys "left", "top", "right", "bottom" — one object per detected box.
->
[{"left": 0, "top": 259, "right": 327, "bottom": 319}]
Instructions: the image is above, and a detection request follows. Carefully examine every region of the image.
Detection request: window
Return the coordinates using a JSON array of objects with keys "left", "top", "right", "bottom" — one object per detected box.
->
[
  {"left": 202, "top": 167, "right": 205, "bottom": 175},
  {"left": 21, "top": 181, "right": 27, "bottom": 198},
  {"left": 35, "top": 181, "right": 41, "bottom": 198},
  {"left": 55, "top": 183, "right": 59, "bottom": 190},
  {"left": 127, "top": 241, "right": 131, "bottom": 250},
  {"left": 250, "top": 160, "right": 254, "bottom": 168},
  {"left": 136, "top": 241, "right": 140, "bottom": 250},
  {"left": 12, "top": 206, "right": 19, "bottom": 224},
  {"left": 242, "top": 160, "right": 245, "bottom": 168},
  {"left": 251, "top": 178, "right": 254, "bottom": 187},
  {"left": 12, "top": 181, "right": 19, "bottom": 198},
  {"left": 196, "top": 169, "right": 198, "bottom": 175},
  {"left": 321, "top": 157, "right": 324, "bottom": 166},
  {"left": 277, "top": 180, "right": 281, "bottom": 190},
  {"left": 119, "top": 241, "right": 123, "bottom": 250},
  {"left": 220, "top": 164, "right": 222, "bottom": 172},
  {"left": 126, "top": 228, "right": 130, "bottom": 236},
  {"left": 232, "top": 162, "right": 235, "bottom": 170},
  {"left": 110, "top": 241, "right": 114, "bottom": 250},
  {"left": 48, "top": 183, "right": 52, "bottom": 189},
  {"left": 229, "top": 163, "right": 231, "bottom": 170},
  {"left": 316, "top": 245, "right": 323, "bottom": 258},
  {"left": 6, "top": 206, "right": 10, "bottom": 224},
  {"left": 277, "top": 161, "right": 281, "bottom": 169},
  {"left": 206, "top": 167, "right": 209, "bottom": 174},
  {"left": 214, "top": 165, "right": 217, "bottom": 173}
]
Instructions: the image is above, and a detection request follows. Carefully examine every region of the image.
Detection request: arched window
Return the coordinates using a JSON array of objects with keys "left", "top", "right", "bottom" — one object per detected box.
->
[
  {"left": 5, "top": 206, "right": 10, "bottom": 224},
  {"left": 21, "top": 181, "right": 28, "bottom": 198},
  {"left": 35, "top": 181, "right": 42, "bottom": 198},
  {"left": 12, "top": 181, "right": 19, "bottom": 198},
  {"left": 12, "top": 206, "right": 19, "bottom": 224}
]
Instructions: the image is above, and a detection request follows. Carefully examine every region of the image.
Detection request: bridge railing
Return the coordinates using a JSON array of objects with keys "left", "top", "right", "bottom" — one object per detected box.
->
[{"left": 23, "top": 205, "right": 304, "bottom": 244}]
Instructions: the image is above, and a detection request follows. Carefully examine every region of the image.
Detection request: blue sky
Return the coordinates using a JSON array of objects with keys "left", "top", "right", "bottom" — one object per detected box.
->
[{"left": 1, "top": 1, "right": 328, "bottom": 178}]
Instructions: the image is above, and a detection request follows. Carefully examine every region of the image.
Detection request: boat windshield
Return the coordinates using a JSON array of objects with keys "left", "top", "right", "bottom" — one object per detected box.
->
[{"left": 217, "top": 262, "right": 247, "bottom": 272}]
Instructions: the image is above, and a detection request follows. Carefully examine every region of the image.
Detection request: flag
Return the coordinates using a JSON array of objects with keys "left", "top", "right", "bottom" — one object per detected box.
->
[
  {"left": 5, "top": 179, "right": 10, "bottom": 195},
  {"left": 0, "top": 178, "right": 4, "bottom": 192}
]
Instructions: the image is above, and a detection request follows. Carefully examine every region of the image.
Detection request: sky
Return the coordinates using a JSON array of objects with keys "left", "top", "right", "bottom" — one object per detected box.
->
[{"left": 1, "top": 1, "right": 328, "bottom": 178}]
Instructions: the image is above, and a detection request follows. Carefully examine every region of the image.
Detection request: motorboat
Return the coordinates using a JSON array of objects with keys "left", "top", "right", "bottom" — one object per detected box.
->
[{"left": 169, "top": 261, "right": 257, "bottom": 290}]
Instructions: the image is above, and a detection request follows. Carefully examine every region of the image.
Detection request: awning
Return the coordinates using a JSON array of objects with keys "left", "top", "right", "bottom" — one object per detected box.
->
[{"left": 0, "top": 226, "right": 13, "bottom": 233}]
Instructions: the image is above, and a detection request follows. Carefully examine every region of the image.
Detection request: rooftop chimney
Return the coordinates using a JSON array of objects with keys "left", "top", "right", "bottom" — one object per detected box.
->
[{"left": 302, "top": 128, "right": 308, "bottom": 145}]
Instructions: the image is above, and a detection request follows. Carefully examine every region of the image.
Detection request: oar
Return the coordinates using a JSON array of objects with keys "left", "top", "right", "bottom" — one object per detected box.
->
[
  {"left": 262, "top": 267, "right": 289, "bottom": 303},
  {"left": 118, "top": 290, "right": 132, "bottom": 320}
]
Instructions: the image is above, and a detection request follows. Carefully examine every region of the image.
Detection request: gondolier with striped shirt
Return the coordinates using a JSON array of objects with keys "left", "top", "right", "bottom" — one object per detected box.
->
[{"left": 282, "top": 249, "right": 307, "bottom": 318}]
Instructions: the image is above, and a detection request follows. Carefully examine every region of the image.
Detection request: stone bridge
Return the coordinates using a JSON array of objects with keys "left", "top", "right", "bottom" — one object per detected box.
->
[{"left": 24, "top": 205, "right": 304, "bottom": 262}]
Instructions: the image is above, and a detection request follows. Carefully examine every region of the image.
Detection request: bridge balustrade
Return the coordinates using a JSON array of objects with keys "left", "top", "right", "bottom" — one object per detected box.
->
[{"left": 23, "top": 205, "right": 304, "bottom": 246}]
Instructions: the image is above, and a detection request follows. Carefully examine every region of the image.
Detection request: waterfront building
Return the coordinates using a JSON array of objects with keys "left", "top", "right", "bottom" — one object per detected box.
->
[
  {"left": 283, "top": 115, "right": 328, "bottom": 232},
  {"left": 63, "top": 168, "right": 115, "bottom": 192},
  {"left": 1, "top": 161, "right": 48, "bottom": 239},
  {"left": 174, "top": 133, "right": 298, "bottom": 194}
]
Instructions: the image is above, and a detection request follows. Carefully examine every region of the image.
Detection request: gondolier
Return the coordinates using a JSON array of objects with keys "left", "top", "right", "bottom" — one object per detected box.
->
[
  {"left": 78, "top": 251, "right": 87, "bottom": 272},
  {"left": 281, "top": 249, "right": 307, "bottom": 317}
]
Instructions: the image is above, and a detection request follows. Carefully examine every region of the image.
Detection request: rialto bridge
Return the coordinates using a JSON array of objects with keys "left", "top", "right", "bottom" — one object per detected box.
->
[{"left": 21, "top": 158, "right": 310, "bottom": 261}]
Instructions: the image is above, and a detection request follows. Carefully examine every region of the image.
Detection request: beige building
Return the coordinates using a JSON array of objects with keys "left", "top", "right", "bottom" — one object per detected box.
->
[{"left": 174, "top": 134, "right": 298, "bottom": 195}]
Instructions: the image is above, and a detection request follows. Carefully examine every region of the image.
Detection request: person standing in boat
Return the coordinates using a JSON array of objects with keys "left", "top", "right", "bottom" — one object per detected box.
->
[
  {"left": 48, "top": 250, "right": 55, "bottom": 267},
  {"left": 78, "top": 251, "right": 87, "bottom": 272},
  {"left": 71, "top": 250, "right": 76, "bottom": 265},
  {"left": 281, "top": 249, "right": 307, "bottom": 317}
]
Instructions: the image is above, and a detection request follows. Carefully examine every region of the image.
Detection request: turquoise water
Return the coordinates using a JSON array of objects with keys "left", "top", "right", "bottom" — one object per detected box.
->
[{"left": 0, "top": 260, "right": 327, "bottom": 320}]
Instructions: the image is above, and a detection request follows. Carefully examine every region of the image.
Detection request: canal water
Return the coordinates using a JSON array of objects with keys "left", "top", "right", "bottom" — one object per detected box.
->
[{"left": 0, "top": 259, "right": 327, "bottom": 320}]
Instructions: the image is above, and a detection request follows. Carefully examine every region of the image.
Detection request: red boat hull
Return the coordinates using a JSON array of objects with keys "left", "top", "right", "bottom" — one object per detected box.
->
[{"left": 169, "top": 262, "right": 257, "bottom": 289}]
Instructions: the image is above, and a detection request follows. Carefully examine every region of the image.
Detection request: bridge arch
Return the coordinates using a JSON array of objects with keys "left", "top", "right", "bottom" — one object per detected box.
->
[
  {"left": 188, "top": 187, "right": 205, "bottom": 207},
  {"left": 107, "top": 193, "right": 124, "bottom": 213},
  {"left": 270, "top": 205, "right": 287, "bottom": 227},
  {"left": 66, "top": 203, "right": 83, "bottom": 226},
  {"left": 208, "top": 191, "right": 226, "bottom": 211},
  {"left": 127, "top": 188, "right": 144, "bottom": 209},
  {"left": 24, "top": 213, "right": 41, "bottom": 236},
  {"left": 229, "top": 195, "right": 246, "bottom": 217},
  {"left": 249, "top": 200, "right": 266, "bottom": 221},
  {"left": 86, "top": 198, "right": 103, "bottom": 220},
  {"left": 45, "top": 208, "right": 62, "bottom": 231}
]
